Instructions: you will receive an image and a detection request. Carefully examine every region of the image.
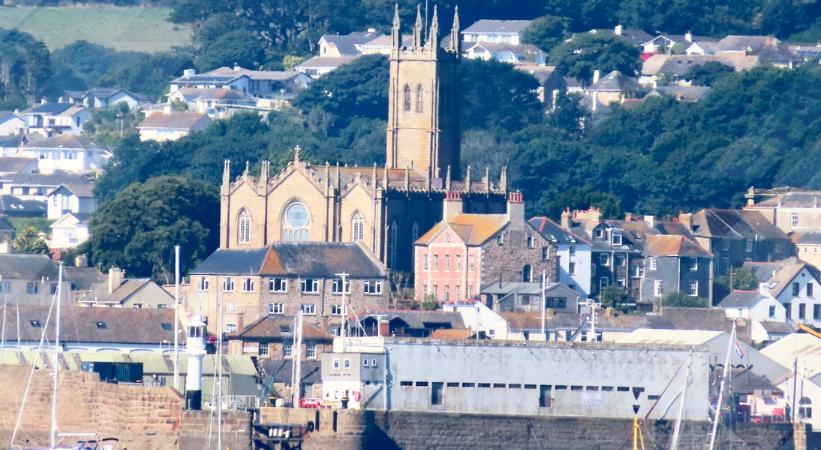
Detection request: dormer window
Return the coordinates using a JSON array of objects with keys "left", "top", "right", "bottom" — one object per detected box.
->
[
  {"left": 611, "top": 230, "right": 623, "bottom": 246},
  {"left": 595, "top": 228, "right": 604, "bottom": 239}
]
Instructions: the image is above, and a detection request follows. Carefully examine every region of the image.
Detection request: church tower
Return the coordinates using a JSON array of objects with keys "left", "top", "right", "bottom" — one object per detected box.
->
[{"left": 386, "top": 4, "right": 461, "bottom": 180}]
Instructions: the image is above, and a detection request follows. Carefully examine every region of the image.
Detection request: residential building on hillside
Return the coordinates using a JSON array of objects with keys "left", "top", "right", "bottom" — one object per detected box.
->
[
  {"left": 2, "top": 171, "right": 93, "bottom": 203},
  {"left": 170, "top": 68, "right": 250, "bottom": 93},
  {"left": 793, "top": 232, "right": 821, "bottom": 269},
  {"left": 744, "top": 258, "right": 821, "bottom": 327},
  {"left": 480, "top": 281, "right": 580, "bottom": 314},
  {"left": 745, "top": 187, "right": 821, "bottom": 234},
  {"left": 682, "top": 209, "right": 793, "bottom": 275},
  {"left": 0, "top": 111, "right": 26, "bottom": 136},
  {"left": 21, "top": 103, "right": 90, "bottom": 136},
  {"left": 0, "top": 135, "right": 26, "bottom": 156},
  {"left": 73, "top": 268, "right": 174, "bottom": 309},
  {"left": 295, "top": 55, "right": 361, "bottom": 78},
  {"left": 0, "top": 157, "right": 37, "bottom": 176},
  {"left": 717, "top": 288, "right": 789, "bottom": 344},
  {"left": 640, "top": 54, "right": 760, "bottom": 87},
  {"left": 49, "top": 213, "right": 91, "bottom": 249},
  {"left": 641, "top": 33, "right": 715, "bottom": 55},
  {"left": 227, "top": 314, "right": 334, "bottom": 360},
  {"left": 46, "top": 183, "right": 96, "bottom": 220},
  {"left": 461, "top": 19, "right": 532, "bottom": 45},
  {"left": 189, "top": 242, "right": 390, "bottom": 335},
  {"left": 514, "top": 65, "right": 564, "bottom": 103},
  {"left": 639, "top": 234, "right": 713, "bottom": 306},
  {"left": 0, "top": 254, "right": 71, "bottom": 305},
  {"left": 584, "top": 70, "right": 643, "bottom": 113},
  {"left": 413, "top": 192, "right": 558, "bottom": 302},
  {"left": 0, "top": 194, "right": 46, "bottom": 217},
  {"left": 761, "top": 333, "right": 821, "bottom": 431},
  {"left": 137, "top": 111, "right": 213, "bottom": 142},
  {"left": 0, "top": 217, "right": 14, "bottom": 253},
  {"left": 204, "top": 66, "right": 312, "bottom": 99},
  {"left": 20, "top": 135, "right": 109, "bottom": 174},
  {"left": 588, "top": 25, "right": 653, "bottom": 49},
  {"left": 167, "top": 88, "right": 256, "bottom": 118},
  {"left": 318, "top": 30, "right": 383, "bottom": 57},
  {"left": 529, "top": 215, "right": 592, "bottom": 297},
  {"left": 61, "top": 88, "right": 150, "bottom": 109},
  {"left": 463, "top": 42, "right": 546, "bottom": 65},
  {"left": 358, "top": 311, "right": 466, "bottom": 338}
]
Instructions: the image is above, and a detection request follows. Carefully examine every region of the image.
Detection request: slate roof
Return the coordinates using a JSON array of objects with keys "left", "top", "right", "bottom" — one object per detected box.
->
[
  {"left": 589, "top": 70, "right": 641, "bottom": 92},
  {"left": 0, "top": 157, "right": 37, "bottom": 173},
  {"left": 643, "top": 234, "right": 712, "bottom": 257},
  {"left": 759, "top": 321, "right": 793, "bottom": 334},
  {"left": 465, "top": 42, "right": 544, "bottom": 58},
  {"left": 296, "top": 55, "right": 360, "bottom": 69},
  {"left": 0, "top": 195, "right": 46, "bottom": 214},
  {"left": 260, "top": 359, "right": 322, "bottom": 385},
  {"left": 514, "top": 64, "right": 558, "bottom": 84},
  {"left": 0, "top": 254, "right": 58, "bottom": 280},
  {"left": 191, "top": 247, "right": 270, "bottom": 275},
  {"left": 25, "top": 103, "right": 73, "bottom": 115},
  {"left": 718, "top": 290, "right": 765, "bottom": 308},
  {"left": 529, "top": 216, "right": 589, "bottom": 245},
  {"left": 753, "top": 190, "right": 821, "bottom": 208},
  {"left": 716, "top": 35, "right": 779, "bottom": 53},
  {"left": 0, "top": 134, "right": 26, "bottom": 148},
  {"left": 362, "top": 310, "right": 465, "bottom": 330},
  {"left": 319, "top": 31, "right": 383, "bottom": 55},
  {"left": 24, "top": 135, "right": 106, "bottom": 151},
  {"left": 429, "top": 328, "right": 481, "bottom": 340},
  {"left": 463, "top": 19, "right": 532, "bottom": 34},
  {"left": 209, "top": 67, "right": 306, "bottom": 82},
  {"left": 9, "top": 171, "right": 92, "bottom": 187},
  {"left": 0, "top": 216, "right": 13, "bottom": 232},
  {"left": 233, "top": 315, "right": 333, "bottom": 342},
  {"left": 588, "top": 28, "right": 654, "bottom": 46},
  {"left": 416, "top": 213, "right": 508, "bottom": 246},
  {"left": 691, "top": 209, "right": 789, "bottom": 240},
  {"left": 138, "top": 111, "right": 212, "bottom": 130},
  {"left": 76, "top": 278, "right": 163, "bottom": 305},
  {"left": 0, "top": 111, "right": 23, "bottom": 124},
  {"left": 655, "top": 85, "right": 711, "bottom": 101},
  {"left": 793, "top": 232, "right": 821, "bottom": 246},
  {"left": 63, "top": 266, "right": 106, "bottom": 291},
  {"left": 264, "top": 242, "right": 385, "bottom": 278},
  {"left": 481, "top": 282, "right": 578, "bottom": 299},
  {"left": 48, "top": 183, "right": 95, "bottom": 198},
  {"left": 0, "top": 304, "right": 180, "bottom": 345},
  {"left": 171, "top": 74, "right": 246, "bottom": 86},
  {"left": 192, "top": 243, "right": 385, "bottom": 278},
  {"left": 175, "top": 87, "right": 253, "bottom": 102}
]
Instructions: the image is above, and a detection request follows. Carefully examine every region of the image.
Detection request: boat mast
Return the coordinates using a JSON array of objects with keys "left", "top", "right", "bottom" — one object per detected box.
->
[
  {"left": 708, "top": 320, "right": 736, "bottom": 450},
  {"left": 217, "top": 278, "right": 223, "bottom": 450},
  {"left": 292, "top": 311, "right": 303, "bottom": 407},
  {"left": 669, "top": 349, "right": 693, "bottom": 450},
  {"left": 540, "top": 270, "right": 546, "bottom": 338},
  {"left": 174, "top": 245, "right": 181, "bottom": 392},
  {"left": 50, "top": 262, "right": 63, "bottom": 450}
]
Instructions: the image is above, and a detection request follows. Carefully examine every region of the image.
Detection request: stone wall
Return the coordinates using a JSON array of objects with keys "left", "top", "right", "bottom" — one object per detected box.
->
[{"left": 255, "top": 407, "right": 807, "bottom": 450}]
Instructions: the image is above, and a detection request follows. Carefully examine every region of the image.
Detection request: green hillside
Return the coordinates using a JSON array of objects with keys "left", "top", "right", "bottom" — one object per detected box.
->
[{"left": 0, "top": 6, "right": 191, "bottom": 52}]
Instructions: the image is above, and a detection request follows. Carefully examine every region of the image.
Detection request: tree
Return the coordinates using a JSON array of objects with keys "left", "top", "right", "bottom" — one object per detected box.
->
[
  {"left": 599, "top": 286, "right": 632, "bottom": 312},
  {"left": 549, "top": 34, "right": 641, "bottom": 84},
  {"left": 683, "top": 62, "right": 734, "bottom": 86},
  {"left": 459, "top": 59, "right": 543, "bottom": 132},
  {"left": 0, "top": 29, "right": 52, "bottom": 108},
  {"left": 89, "top": 176, "right": 219, "bottom": 283},
  {"left": 13, "top": 227, "right": 49, "bottom": 254},
  {"left": 662, "top": 291, "right": 708, "bottom": 308},
  {"left": 195, "top": 29, "right": 266, "bottom": 71},
  {"left": 521, "top": 15, "right": 571, "bottom": 53}
]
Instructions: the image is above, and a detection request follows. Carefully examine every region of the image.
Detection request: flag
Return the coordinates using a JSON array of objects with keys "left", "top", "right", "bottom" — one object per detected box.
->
[{"left": 734, "top": 341, "right": 745, "bottom": 359}]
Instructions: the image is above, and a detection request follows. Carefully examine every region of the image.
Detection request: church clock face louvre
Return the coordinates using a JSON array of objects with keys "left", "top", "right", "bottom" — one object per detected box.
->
[{"left": 218, "top": 5, "right": 510, "bottom": 272}]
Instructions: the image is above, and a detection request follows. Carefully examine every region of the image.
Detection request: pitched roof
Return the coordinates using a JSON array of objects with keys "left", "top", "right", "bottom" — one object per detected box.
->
[
  {"left": 362, "top": 310, "right": 465, "bottom": 330},
  {"left": 319, "top": 31, "right": 383, "bottom": 55},
  {"left": 259, "top": 359, "right": 322, "bottom": 385},
  {"left": 175, "top": 87, "right": 253, "bottom": 102},
  {"left": 692, "top": 209, "right": 789, "bottom": 240},
  {"left": 429, "top": 328, "right": 480, "bottom": 340},
  {"left": 192, "top": 243, "right": 385, "bottom": 278},
  {"left": 171, "top": 73, "right": 246, "bottom": 86},
  {"left": 63, "top": 266, "right": 106, "bottom": 291},
  {"left": 0, "top": 134, "right": 26, "bottom": 148},
  {"left": 233, "top": 314, "right": 332, "bottom": 341},
  {"left": 0, "top": 254, "right": 57, "bottom": 280},
  {"left": 296, "top": 55, "right": 360, "bottom": 69},
  {"left": 0, "top": 111, "right": 23, "bottom": 124},
  {"left": 616, "top": 328, "right": 723, "bottom": 346},
  {"left": 24, "top": 134, "right": 106, "bottom": 151},
  {"left": 529, "top": 217, "right": 589, "bottom": 245},
  {"left": 762, "top": 334, "right": 821, "bottom": 377},
  {"left": 209, "top": 67, "right": 306, "bottom": 82},
  {"left": 718, "top": 290, "right": 766, "bottom": 308},
  {"left": 759, "top": 321, "right": 793, "bottom": 334},
  {"left": 25, "top": 103, "right": 73, "bottom": 115},
  {"left": 0, "top": 195, "right": 46, "bottom": 214},
  {"left": 514, "top": 64, "right": 558, "bottom": 84},
  {"left": 655, "top": 85, "right": 711, "bottom": 101},
  {"left": 9, "top": 171, "right": 92, "bottom": 187},
  {"left": 0, "top": 304, "right": 181, "bottom": 345},
  {"left": 263, "top": 242, "right": 385, "bottom": 278},
  {"left": 753, "top": 190, "right": 821, "bottom": 208},
  {"left": 0, "top": 216, "right": 13, "bottom": 232},
  {"left": 465, "top": 42, "right": 544, "bottom": 58},
  {"left": 793, "top": 232, "right": 821, "bottom": 245},
  {"left": 643, "top": 234, "right": 711, "bottom": 257},
  {"left": 716, "top": 35, "right": 779, "bottom": 53},
  {"left": 416, "top": 213, "right": 508, "bottom": 246},
  {"left": 48, "top": 183, "right": 95, "bottom": 198},
  {"left": 463, "top": 19, "right": 532, "bottom": 34},
  {"left": 137, "top": 111, "right": 211, "bottom": 130},
  {"left": 481, "top": 282, "right": 579, "bottom": 299},
  {"left": 589, "top": 70, "right": 641, "bottom": 92},
  {"left": 0, "top": 157, "right": 36, "bottom": 173}
]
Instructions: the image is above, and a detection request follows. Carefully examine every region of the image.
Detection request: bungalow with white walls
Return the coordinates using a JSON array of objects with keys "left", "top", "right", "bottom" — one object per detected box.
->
[{"left": 20, "top": 135, "right": 109, "bottom": 174}]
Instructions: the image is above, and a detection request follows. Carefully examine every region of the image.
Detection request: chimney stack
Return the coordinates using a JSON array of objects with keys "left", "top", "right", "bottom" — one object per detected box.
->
[
  {"left": 643, "top": 215, "right": 655, "bottom": 228},
  {"left": 108, "top": 267, "right": 124, "bottom": 294},
  {"left": 678, "top": 212, "right": 693, "bottom": 231},
  {"left": 685, "top": 31, "right": 693, "bottom": 43},
  {"left": 592, "top": 69, "right": 601, "bottom": 85},
  {"left": 74, "top": 254, "right": 88, "bottom": 268},
  {"left": 614, "top": 24, "right": 623, "bottom": 36},
  {"left": 443, "top": 191, "right": 463, "bottom": 220},
  {"left": 560, "top": 208, "right": 572, "bottom": 230},
  {"left": 507, "top": 192, "right": 525, "bottom": 231},
  {"left": 378, "top": 319, "right": 390, "bottom": 337}
]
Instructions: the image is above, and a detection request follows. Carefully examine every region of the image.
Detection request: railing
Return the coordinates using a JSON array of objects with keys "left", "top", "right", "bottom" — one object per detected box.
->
[{"left": 204, "top": 394, "right": 261, "bottom": 411}]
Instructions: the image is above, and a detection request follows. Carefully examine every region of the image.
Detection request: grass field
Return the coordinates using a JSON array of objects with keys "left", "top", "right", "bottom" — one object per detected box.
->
[{"left": 0, "top": 6, "right": 191, "bottom": 53}]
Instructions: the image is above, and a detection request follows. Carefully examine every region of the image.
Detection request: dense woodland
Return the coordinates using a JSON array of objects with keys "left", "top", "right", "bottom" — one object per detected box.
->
[{"left": 1, "top": 0, "right": 820, "bottom": 279}]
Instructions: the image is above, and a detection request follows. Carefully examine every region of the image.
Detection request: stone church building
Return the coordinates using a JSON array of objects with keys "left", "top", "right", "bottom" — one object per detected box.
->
[{"left": 219, "top": 5, "right": 510, "bottom": 273}]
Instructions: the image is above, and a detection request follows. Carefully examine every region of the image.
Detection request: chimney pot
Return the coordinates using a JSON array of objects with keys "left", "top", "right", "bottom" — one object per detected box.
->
[{"left": 614, "top": 24, "right": 623, "bottom": 36}]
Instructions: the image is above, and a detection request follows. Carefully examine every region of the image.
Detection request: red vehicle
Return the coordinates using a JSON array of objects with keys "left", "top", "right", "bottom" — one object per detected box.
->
[{"left": 299, "top": 398, "right": 322, "bottom": 409}]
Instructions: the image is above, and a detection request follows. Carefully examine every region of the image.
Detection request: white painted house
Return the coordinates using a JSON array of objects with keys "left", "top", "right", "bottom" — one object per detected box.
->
[
  {"left": 717, "top": 286, "right": 788, "bottom": 343},
  {"left": 50, "top": 212, "right": 91, "bottom": 249},
  {"left": 462, "top": 19, "right": 532, "bottom": 45},
  {"left": 46, "top": 183, "right": 96, "bottom": 220},
  {"left": 21, "top": 103, "right": 91, "bottom": 136},
  {"left": 137, "top": 111, "right": 213, "bottom": 142},
  {"left": 746, "top": 259, "right": 821, "bottom": 328},
  {"left": 20, "top": 135, "right": 109, "bottom": 174},
  {"left": 0, "top": 111, "right": 26, "bottom": 136},
  {"left": 761, "top": 334, "right": 821, "bottom": 431},
  {"left": 529, "top": 216, "right": 592, "bottom": 298}
]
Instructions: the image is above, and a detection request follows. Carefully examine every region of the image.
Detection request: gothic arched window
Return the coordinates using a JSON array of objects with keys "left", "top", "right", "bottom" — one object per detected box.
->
[
  {"left": 282, "top": 201, "right": 310, "bottom": 241},
  {"left": 238, "top": 209, "right": 251, "bottom": 244},
  {"left": 402, "top": 84, "right": 411, "bottom": 112},
  {"left": 415, "top": 84, "right": 424, "bottom": 113},
  {"left": 351, "top": 212, "right": 365, "bottom": 242}
]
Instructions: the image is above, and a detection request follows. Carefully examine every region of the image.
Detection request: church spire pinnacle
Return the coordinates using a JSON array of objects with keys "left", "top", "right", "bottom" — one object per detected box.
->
[
  {"left": 450, "top": 6, "right": 461, "bottom": 54},
  {"left": 392, "top": 3, "right": 402, "bottom": 49},
  {"left": 413, "top": 4, "right": 423, "bottom": 48},
  {"left": 428, "top": 4, "right": 439, "bottom": 50}
]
